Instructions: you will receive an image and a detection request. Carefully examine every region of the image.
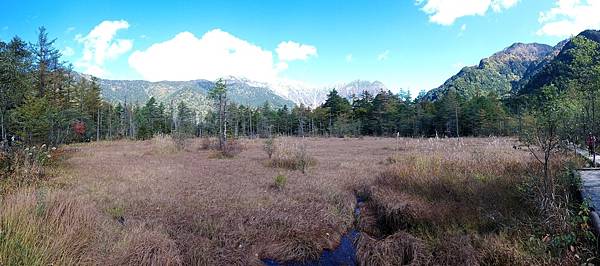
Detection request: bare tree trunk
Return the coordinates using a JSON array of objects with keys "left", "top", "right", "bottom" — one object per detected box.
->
[
  {"left": 248, "top": 109, "right": 252, "bottom": 138},
  {"left": 97, "top": 108, "right": 100, "bottom": 141},
  {"left": 1, "top": 110, "right": 5, "bottom": 141},
  {"left": 129, "top": 106, "right": 134, "bottom": 138},
  {"left": 108, "top": 105, "right": 112, "bottom": 139},
  {"left": 593, "top": 92, "right": 597, "bottom": 165},
  {"left": 218, "top": 95, "right": 227, "bottom": 150},
  {"left": 455, "top": 106, "right": 460, "bottom": 138},
  {"left": 235, "top": 118, "right": 239, "bottom": 138},
  {"left": 329, "top": 109, "right": 332, "bottom": 137}
]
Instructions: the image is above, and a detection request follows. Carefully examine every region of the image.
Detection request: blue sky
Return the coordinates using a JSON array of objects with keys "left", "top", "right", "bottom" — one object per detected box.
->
[{"left": 1, "top": 0, "right": 599, "bottom": 96}]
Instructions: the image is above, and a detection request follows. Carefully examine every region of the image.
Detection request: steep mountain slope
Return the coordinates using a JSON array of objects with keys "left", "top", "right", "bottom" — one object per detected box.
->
[
  {"left": 422, "top": 42, "right": 558, "bottom": 101},
  {"left": 521, "top": 30, "right": 600, "bottom": 95},
  {"left": 516, "top": 39, "right": 568, "bottom": 89}
]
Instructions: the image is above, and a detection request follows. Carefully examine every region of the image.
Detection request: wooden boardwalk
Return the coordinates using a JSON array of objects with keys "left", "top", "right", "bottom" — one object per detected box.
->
[
  {"left": 575, "top": 148, "right": 600, "bottom": 209},
  {"left": 574, "top": 147, "right": 600, "bottom": 234},
  {"left": 575, "top": 147, "right": 600, "bottom": 167},
  {"left": 579, "top": 170, "right": 600, "bottom": 210}
]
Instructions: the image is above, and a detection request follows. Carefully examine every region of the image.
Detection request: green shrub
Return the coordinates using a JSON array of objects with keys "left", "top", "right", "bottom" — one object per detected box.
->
[{"left": 274, "top": 174, "right": 287, "bottom": 189}]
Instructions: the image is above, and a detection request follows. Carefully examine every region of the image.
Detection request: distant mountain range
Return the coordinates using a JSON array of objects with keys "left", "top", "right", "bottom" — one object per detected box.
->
[{"left": 79, "top": 73, "right": 388, "bottom": 117}]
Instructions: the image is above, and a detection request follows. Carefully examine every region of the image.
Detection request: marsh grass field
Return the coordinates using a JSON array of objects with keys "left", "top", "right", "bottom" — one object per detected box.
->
[{"left": 0, "top": 136, "right": 594, "bottom": 265}]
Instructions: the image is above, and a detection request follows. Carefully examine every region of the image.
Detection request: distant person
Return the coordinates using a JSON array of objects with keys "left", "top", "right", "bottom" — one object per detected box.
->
[{"left": 587, "top": 133, "right": 596, "bottom": 156}]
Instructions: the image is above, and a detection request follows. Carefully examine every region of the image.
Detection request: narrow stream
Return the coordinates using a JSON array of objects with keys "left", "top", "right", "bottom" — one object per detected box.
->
[{"left": 261, "top": 195, "right": 365, "bottom": 266}]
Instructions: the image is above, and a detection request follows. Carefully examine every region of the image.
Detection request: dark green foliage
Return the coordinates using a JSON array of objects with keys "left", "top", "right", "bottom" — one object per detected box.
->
[
  {"left": 135, "top": 97, "right": 172, "bottom": 140},
  {"left": 522, "top": 34, "right": 600, "bottom": 95},
  {"left": 518, "top": 29, "right": 600, "bottom": 146},
  {"left": 0, "top": 28, "right": 197, "bottom": 144},
  {"left": 423, "top": 43, "right": 556, "bottom": 101},
  {"left": 1, "top": 28, "right": 105, "bottom": 145}
]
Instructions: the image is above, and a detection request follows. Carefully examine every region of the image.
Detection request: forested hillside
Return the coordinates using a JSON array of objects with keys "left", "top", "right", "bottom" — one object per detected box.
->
[
  {"left": 521, "top": 30, "right": 600, "bottom": 95},
  {"left": 422, "top": 42, "right": 562, "bottom": 100}
]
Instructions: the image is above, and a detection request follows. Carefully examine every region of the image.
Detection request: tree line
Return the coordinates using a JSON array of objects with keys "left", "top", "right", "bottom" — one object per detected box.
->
[
  {"left": 5, "top": 27, "right": 599, "bottom": 147},
  {"left": 0, "top": 27, "right": 522, "bottom": 147}
]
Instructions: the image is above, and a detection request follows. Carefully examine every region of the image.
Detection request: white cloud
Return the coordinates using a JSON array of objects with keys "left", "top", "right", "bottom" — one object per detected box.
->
[
  {"left": 491, "top": 0, "right": 519, "bottom": 11},
  {"left": 75, "top": 20, "right": 133, "bottom": 78},
  {"left": 416, "top": 0, "right": 519, "bottom": 25},
  {"left": 377, "top": 50, "right": 390, "bottom": 61},
  {"left": 276, "top": 41, "right": 317, "bottom": 61},
  {"left": 129, "top": 29, "right": 283, "bottom": 82},
  {"left": 276, "top": 61, "right": 289, "bottom": 71},
  {"left": 537, "top": 0, "right": 600, "bottom": 37},
  {"left": 61, "top": 46, "right": 75, "bottom": 57},
  {"left": 345, "top": 53, "right": 353, "bottom": 63}
]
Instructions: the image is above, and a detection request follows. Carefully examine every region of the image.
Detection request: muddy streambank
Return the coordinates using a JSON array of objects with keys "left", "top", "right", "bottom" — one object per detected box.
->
[{"left": 261, "top": 189, "right": 425, "bottom": 266}]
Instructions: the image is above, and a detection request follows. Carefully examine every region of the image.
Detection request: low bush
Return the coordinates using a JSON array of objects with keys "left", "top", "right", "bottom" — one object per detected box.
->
[
  {"left": 200, "top": 137, "right": 214, "bottom": 150},
  {"left": 264, "top": 137, "right": 276, "bottom": 159},
  {"left": 221, "top": 139, "right": 244, "bottom": 158},
  {"left": 208, "top": 139, "right": 244, "bottom": 159},
  {"left": 171, "top": 131, "right": 191, "bottom": 151},
  {"left": 1, "top": 145, "right": 56, "bottom": 195},
  {"left": 273, "top": 174, "right": 287, "bottom": 189},
  {"left": 270, "top": 142, "right": 316, "bottom": 173},
  {"left": 150, "top": 134, "right": 177, "bottom": 154}
]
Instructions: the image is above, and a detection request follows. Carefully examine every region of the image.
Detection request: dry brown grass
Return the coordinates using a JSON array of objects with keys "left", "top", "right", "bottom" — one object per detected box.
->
[
  {"left": 0, "top": 137, "right": 585, "bottom": 265},
  {"left": 52, "top": 137, "right": 385, "bottom": 264},
  {"left": 268, "top": 140, "right": 317, "bottom": 173},
  {"left": 0, "top": 189, "right": 103, "bottom": 265},
  {"left": 353, "top": 137, "right": 585, "bottom": 265},
  {"left": 356, "top": 231, "right": 431, "bottom": 266}
]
